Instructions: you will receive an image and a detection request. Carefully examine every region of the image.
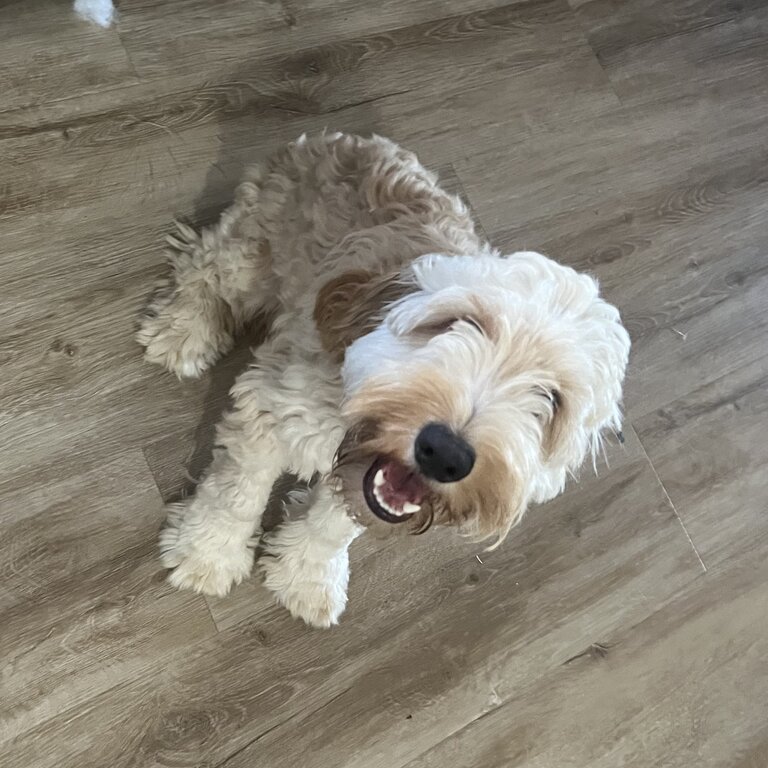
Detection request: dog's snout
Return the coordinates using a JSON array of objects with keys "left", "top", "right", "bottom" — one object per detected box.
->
[{"left": 414, "top": 422, "right": 475, "bottom": 483}]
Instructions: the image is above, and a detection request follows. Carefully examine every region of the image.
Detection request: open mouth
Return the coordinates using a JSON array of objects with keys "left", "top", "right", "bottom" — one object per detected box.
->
[{"left": 362, "top": 458, "right": 428, "bottom": 524}]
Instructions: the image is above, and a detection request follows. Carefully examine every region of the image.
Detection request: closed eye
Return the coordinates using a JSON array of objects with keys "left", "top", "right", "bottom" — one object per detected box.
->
[
  {"left": 462, "top": 317, "right": 485, "bottom": 334},
  {"left": 533, "top": 388, "right": 561, "bottom": 419},
  {"left": 413, "top": 315, "right": 486, "bottom": 338}
]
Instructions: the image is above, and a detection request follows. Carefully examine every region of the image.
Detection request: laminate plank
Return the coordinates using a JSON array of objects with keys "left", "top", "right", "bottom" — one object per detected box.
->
[
  {"left": 0, "top": 1, "right": 609, "bottom": 179},
  {"left": 622, "top": 254, "right": 768, "bottom": 418},
  {"left": 584, "top": 5, "right": 768, "bottom": 105},
  {"left": 224, "top": 0, "right": 594, "bottom": 116},
  {"left": 403, "top": 546, "right": 768, "bottom": 768},
  {"left": 0, "top": 451, "right": 216, "bottom": 743},
  {"left": 0, "top": 122, "right": 255, "bottom": 495},
  {"left": 0, "top": 253, "right": 213, "bottom": 498},
  {"left": 455, "top": 87, "right": 765, "bottom": 246},
  {"left": 0, "top": 58, "right": 612, "bottom": 260},
  {"left": 634, "top": 355, "right": 768, "bottom": 567},
  {"left": 116, "top": 0, "right": 522, "bottom": 79},
  {"left": 570, "top": 0, "right": 765, "bottom": 63},
  {"left": 0, "top": 0, "right": 138, "bottom": 112}
]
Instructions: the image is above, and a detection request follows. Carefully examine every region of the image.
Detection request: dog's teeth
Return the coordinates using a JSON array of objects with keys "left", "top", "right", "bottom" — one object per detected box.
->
[
  {"left": 373, "top": 486, "right": 390, "bottom": 509},
  {"left": 403, "top": 502, "right": 421, "bottom": 514},
  {"left": 373, "top": 486, "right": 404, "bottom": 516},
  {"left": 374, "top": 469, "right": 385, "bottom": 488}
]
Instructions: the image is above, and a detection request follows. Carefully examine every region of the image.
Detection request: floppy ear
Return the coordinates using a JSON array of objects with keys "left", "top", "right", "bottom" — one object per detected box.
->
[
  {"left": 313, "top": 270, "right": 414, "bottom": 360},
  {"left": 542, "top": 331, "right": 629, "bottom": 474},
  {"left": 541, "top": 386, "right": 585, "bottom": 466}
]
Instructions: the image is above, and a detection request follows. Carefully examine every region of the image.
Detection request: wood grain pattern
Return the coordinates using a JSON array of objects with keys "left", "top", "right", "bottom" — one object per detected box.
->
[
  {"left": 116, "top": 0, "right": 523, "bottom": 79},
  {"left": 0, "top": 0, "right": 138, "bottom": 113},
  {"left": 404, "top": 546, "right": 768, "bottom": 768},
  {"left": 6, "top": 449, "right": 703, "bottom": 768},
  {"left": 569, "top": 0, "right": 766, "bottom": 63},
  {"left": 0, "top": 451, "right": 216, "bottom": 742},
  {"left": 1, "top": 0, "right": 766, "bottom": 765},
  {"left": 574, "top": 1, "right": 768, "bottom": 105},
  {"left": 634, "top": 355, "right": 768, "bottom": 567}
]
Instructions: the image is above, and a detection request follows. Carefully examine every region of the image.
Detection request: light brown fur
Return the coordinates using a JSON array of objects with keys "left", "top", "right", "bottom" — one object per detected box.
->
[{"left": 313, "top": 270, "right": 415, "bottom": 361}]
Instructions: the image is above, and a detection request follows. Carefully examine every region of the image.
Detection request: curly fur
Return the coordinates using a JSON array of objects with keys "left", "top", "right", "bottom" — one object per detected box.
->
[{"left": 137, "top": 133, "right": 630, "bottom": 627}]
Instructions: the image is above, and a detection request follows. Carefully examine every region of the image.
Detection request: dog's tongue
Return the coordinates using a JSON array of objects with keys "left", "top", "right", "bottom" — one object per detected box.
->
[{"left": 381, "top": 460, "right": 427, "bottom": 505}]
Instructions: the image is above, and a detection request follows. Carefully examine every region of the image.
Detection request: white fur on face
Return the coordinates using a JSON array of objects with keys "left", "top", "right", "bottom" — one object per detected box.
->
[{"left": 342, "top": 251, "right": 631, "bottom": 540}]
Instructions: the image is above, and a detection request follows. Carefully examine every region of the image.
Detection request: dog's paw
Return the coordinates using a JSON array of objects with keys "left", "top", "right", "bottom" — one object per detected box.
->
[
  {"left": 165, "top": 547, "right": 254, "bottom": 597},
  {"left": 159, "top": 508, "right": 254, "bottom": 596},
  {"left": 261, "top": 558, "right": 348, "bottom": 628},
  {"left": 259, "top": 540, "right": 349, "bottom": 628},
  {"left": 136, "top": 295, "right": 230, "bottom": 379}
]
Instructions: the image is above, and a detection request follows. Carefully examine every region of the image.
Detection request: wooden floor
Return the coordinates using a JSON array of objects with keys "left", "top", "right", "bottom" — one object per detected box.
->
[{"left": 2, "top": 1, "right": 767, "bottom": 765}]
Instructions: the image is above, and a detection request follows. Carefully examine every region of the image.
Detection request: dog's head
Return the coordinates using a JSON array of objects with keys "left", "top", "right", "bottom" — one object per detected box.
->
[{"left": 315, "top": 252, "right": 630, "bottom": 543}]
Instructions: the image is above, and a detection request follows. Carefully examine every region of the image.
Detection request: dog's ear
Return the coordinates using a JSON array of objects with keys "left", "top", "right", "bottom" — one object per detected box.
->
[
  {"left": 542, "top": 313, "right": 630, "bottom": 472},
  {"left": 541, "top": 371, "right": 622, "bottom": 475},
  {"left": 314, "top": 270, "right": 413, "bottom": 360},
  {"left": 541, "top": 387, "right": 576, "bottom": 463}
]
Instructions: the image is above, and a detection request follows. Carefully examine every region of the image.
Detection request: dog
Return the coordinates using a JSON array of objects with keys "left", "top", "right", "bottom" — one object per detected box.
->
[{"left": 137, "top": 133, "right": 631, "bottom": 628}]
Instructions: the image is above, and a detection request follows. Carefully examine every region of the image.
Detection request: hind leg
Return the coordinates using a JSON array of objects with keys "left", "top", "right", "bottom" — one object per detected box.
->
[{"left": 137, "top": 172, "right": 277, "bottom": 378}]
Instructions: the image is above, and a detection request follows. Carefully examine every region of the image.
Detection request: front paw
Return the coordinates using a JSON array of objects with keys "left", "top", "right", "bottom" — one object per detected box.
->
[
  {"left": 159, "top": 508, "right": 254, "bottom": 596},
  {"left": 164, "top": 546, "right": 254, "bottom": 597},
  {"left": 136, "top": 290, "right": 229, "bottom": 379},
  {"left": 259, "top": 545, "right": 349, "bottom": 628}
]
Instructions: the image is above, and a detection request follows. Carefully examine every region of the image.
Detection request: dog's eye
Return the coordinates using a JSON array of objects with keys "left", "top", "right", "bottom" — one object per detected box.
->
[
  {"left": 462, "top": 317, "right": 484, "bottom": 334},
  {"left": 534, "top": 389, "right": 561, "bottom": 419},
  {"left": 414, "top": 316, "right": 484, "bottom": 337},
  {"left": 447, "top": 316, "right": 484, "bottom": 334}
]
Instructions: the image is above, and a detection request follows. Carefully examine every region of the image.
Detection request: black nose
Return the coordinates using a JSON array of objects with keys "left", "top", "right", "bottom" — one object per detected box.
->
[{"left": 414, "top": 422, "right": 476, "bottom": 483}]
